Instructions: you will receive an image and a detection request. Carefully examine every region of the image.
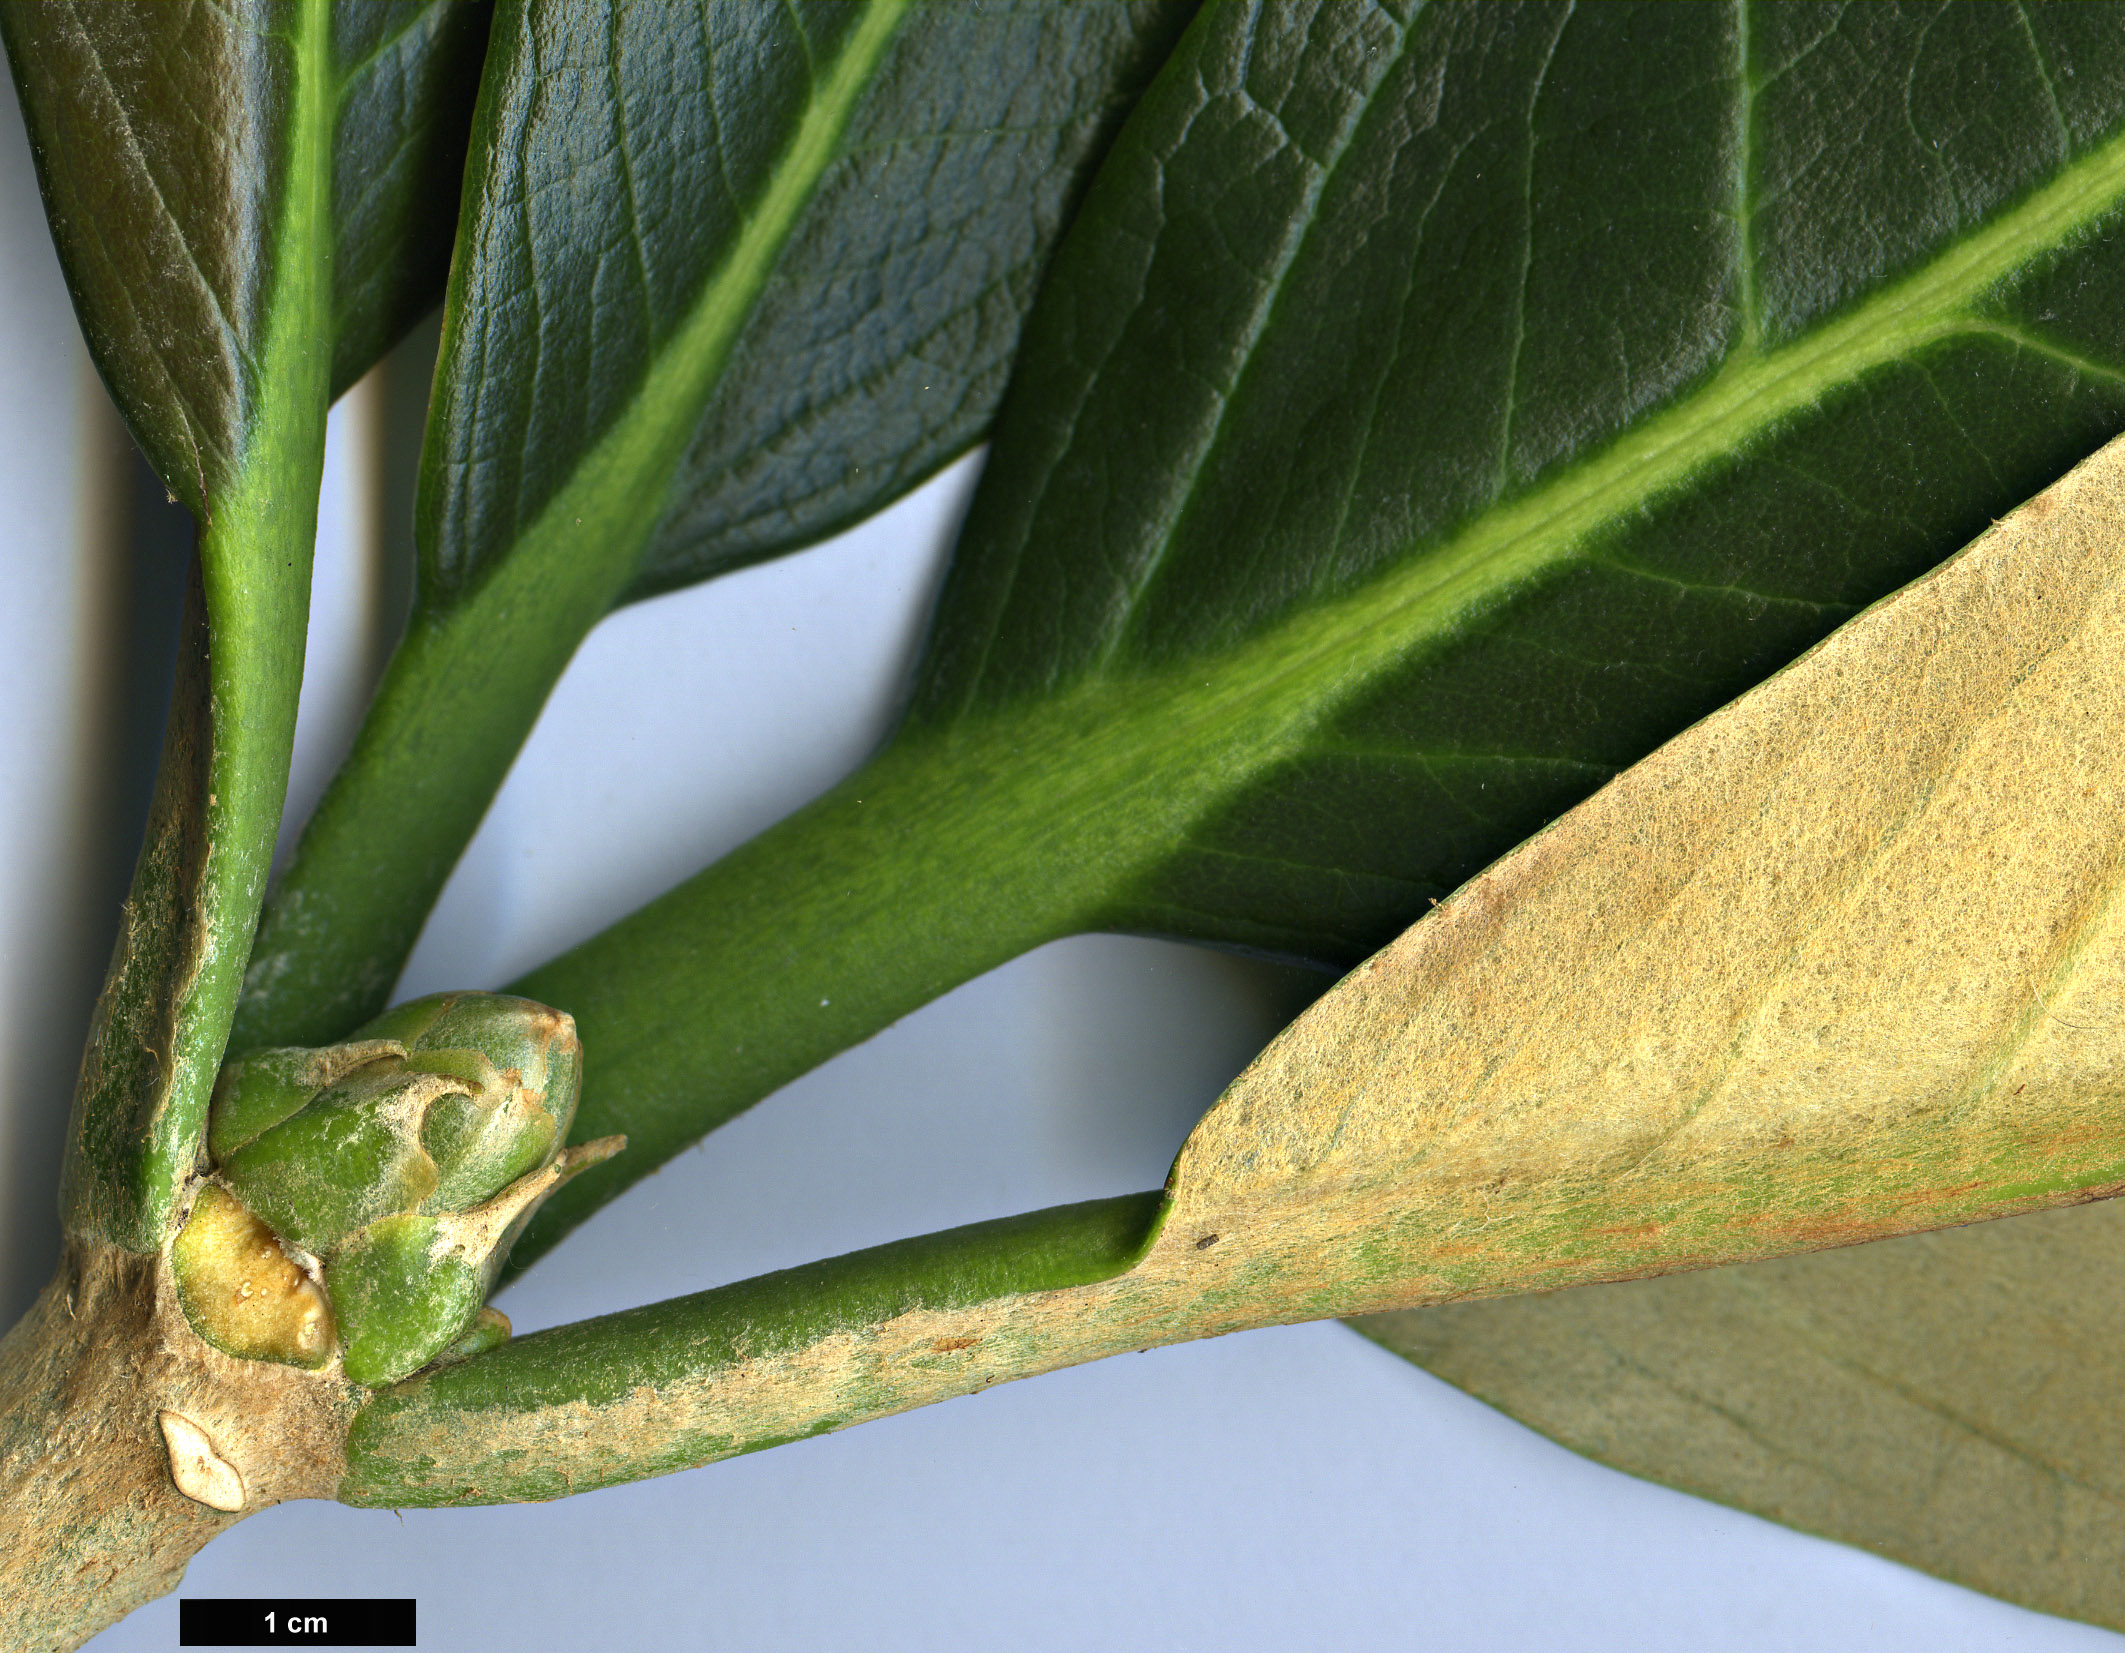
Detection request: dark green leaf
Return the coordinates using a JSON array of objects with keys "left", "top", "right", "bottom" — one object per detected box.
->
[
  {"left": 236, "top": 0, "right": 1198, "bottom": 1052},
  {"left": 3, "top": 0, "right": 342, "bottom": 1246},
  {"left": 1355, "top": 1199, "right": 2125, "bottom": 1632},
  {"left": 3, "top": 0, "right": 488, "bottom": 497},
  {"left": 622, "top": 1, "right": 1193, "bottom": 600},
  {"left": 5, "top": 0, "right": 316, "bottom": 511},
  {"left": 510, "top": 0, "right": 2125, "bottom": 1274},
  {"left": 914, "top": 0, "right": 2125, "bottom": 966},
  {"left": 329, "top": 0, "right": 493, "bottom": 396},
  {"left": 381, "top": 450, "right": 2125, "bottom": 1511}
]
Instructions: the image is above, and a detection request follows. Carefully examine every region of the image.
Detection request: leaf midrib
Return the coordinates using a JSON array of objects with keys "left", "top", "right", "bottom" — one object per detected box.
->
[
  {"left": 434, "top": 0, "right": 912, "bottom": 616},
  {"left": 1063, "top": 114, "right": 2125, "bottom": 798},
  {"left": 1095, "top": 3, "right": 1422, "bottom": 672},
  {"left": 131, "top": 0, "right": 339, "bottom": 1239},
  {"left": 1325, "top": 127, "right": 2125, "bottom": 673},
  {"left": 888, "top": 114, "right": 2125, "bottom": 934}
]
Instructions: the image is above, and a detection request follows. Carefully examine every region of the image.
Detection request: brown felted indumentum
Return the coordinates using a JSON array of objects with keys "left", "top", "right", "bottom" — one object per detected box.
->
[{"left": 1156, "top": 434, "right": 2125, "bottom": 1295}]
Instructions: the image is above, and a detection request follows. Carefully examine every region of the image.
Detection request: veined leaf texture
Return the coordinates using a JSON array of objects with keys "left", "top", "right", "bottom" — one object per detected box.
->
[{"left": 527, "top": 0, "right": 2125, "bottom": 1284}]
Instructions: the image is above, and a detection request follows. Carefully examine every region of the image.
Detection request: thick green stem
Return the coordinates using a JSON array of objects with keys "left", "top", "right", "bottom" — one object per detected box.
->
[
  {"left": 232, "top": 547, "right": 626, "bottom": 1053},
  {"left": 506, "top": 731, "right": 1108, "bottom": 1268},
  {"left": 504, "top": 654, "right": 1329, "bottom": 1269},
  {"left": 345, "top": 1192, "right": 1168, "bottom": 1505},
  {"left": 232, "top": 0, "right": 915, "bottom": 1054}
]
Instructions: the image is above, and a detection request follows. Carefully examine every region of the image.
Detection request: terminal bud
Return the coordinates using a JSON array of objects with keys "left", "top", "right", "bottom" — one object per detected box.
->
[{"left": 170, "top": 992, "right": 621, "bottom": 1386}]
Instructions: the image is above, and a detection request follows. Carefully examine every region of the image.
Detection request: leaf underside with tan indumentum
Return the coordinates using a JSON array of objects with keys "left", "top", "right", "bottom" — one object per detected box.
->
[
  {"left": 514, "top": 0, "right": 2125, "bottom": 1280},
  {"left": 348, "top": 429, "right": 2125, "bottom": 1517}
]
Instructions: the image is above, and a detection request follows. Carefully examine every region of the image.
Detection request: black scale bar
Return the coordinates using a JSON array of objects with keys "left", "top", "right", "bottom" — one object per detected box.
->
[{"left": 179, "top": 1599, "right": 415, "bottom": 1647}]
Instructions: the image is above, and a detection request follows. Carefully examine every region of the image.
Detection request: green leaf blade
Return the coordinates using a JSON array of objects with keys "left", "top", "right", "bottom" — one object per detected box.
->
[
  {"left": 237, "top": 0, "right": 1199, "bottom": 1052},
  {"left": 1356, "top": 1199, "right": 2125, "bottom": 1631},
  {"left": 418, "top": 0, "right": 885, "bottom": 608},
  {"left": 511, "top": 1, "right": 2125, "bottom": 1259},
  {"left": 492, "top": 426, "right": 2125, "bottom": 1531},
  {"left": 239, "top": 0, "right": 914, "bottom": 1054},
  {"left": 912, "top": 0, "right": 1741, "bottom": 716},
  {"left": 338, "top": 13, "right": 2125, "bottom": 1596},
  {"left": 628, "top": 0, "right": 1198, "bottom": 601},
  {"left": 327, "top": 4, "right": 2125, "bottom": 1621},
  {"left": 2, "top": 0, "right": 487, "bottom": 500},
  {"left": 3, "top": 0, "right": 304, "bottom": 512},
  {"left": 915, "top": 0, "right": 2125, "bottom": 971},
  {"left": 329, "top": 0, "right": 494, "bottom": 397}
]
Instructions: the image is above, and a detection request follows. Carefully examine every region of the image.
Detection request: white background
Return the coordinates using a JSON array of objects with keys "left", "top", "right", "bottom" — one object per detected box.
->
[{"left": 0, "top": 70, "right": 2112, "bottom": 1653}]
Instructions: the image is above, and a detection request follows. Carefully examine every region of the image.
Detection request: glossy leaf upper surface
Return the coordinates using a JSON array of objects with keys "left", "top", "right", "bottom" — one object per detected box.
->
[
  {"left": 1, "top": 0, "right": 486, "bottom": 503},
  {"left": 625, "top": 0, "right": 1196, "bottom": 598},
  {"left": 419, "top": 0, "right": 1194, "bottom": 607},
  {"left": 3, "top": 0, "right": 307, "bottom": 508},
  {"left": 236, "top": 0, "right": 1195, "bottom": 1050},
  {"left": 910, "top": 0, "right": 2125, "bottom": 965},
  {"left": 519, "top": 0, "right": 2125, "bottom": 1264},
  {"left": 389, "top": 436, "right": 2125, "bottom": 1603},
  {"left": 329, "top": 0, "right": 492, "bottom": 396}
]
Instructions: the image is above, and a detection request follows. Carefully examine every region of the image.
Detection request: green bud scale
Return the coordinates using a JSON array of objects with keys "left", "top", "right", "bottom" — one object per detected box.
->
[{"left": 170, "top": 992, "right": 623, "bottom": 1387}]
